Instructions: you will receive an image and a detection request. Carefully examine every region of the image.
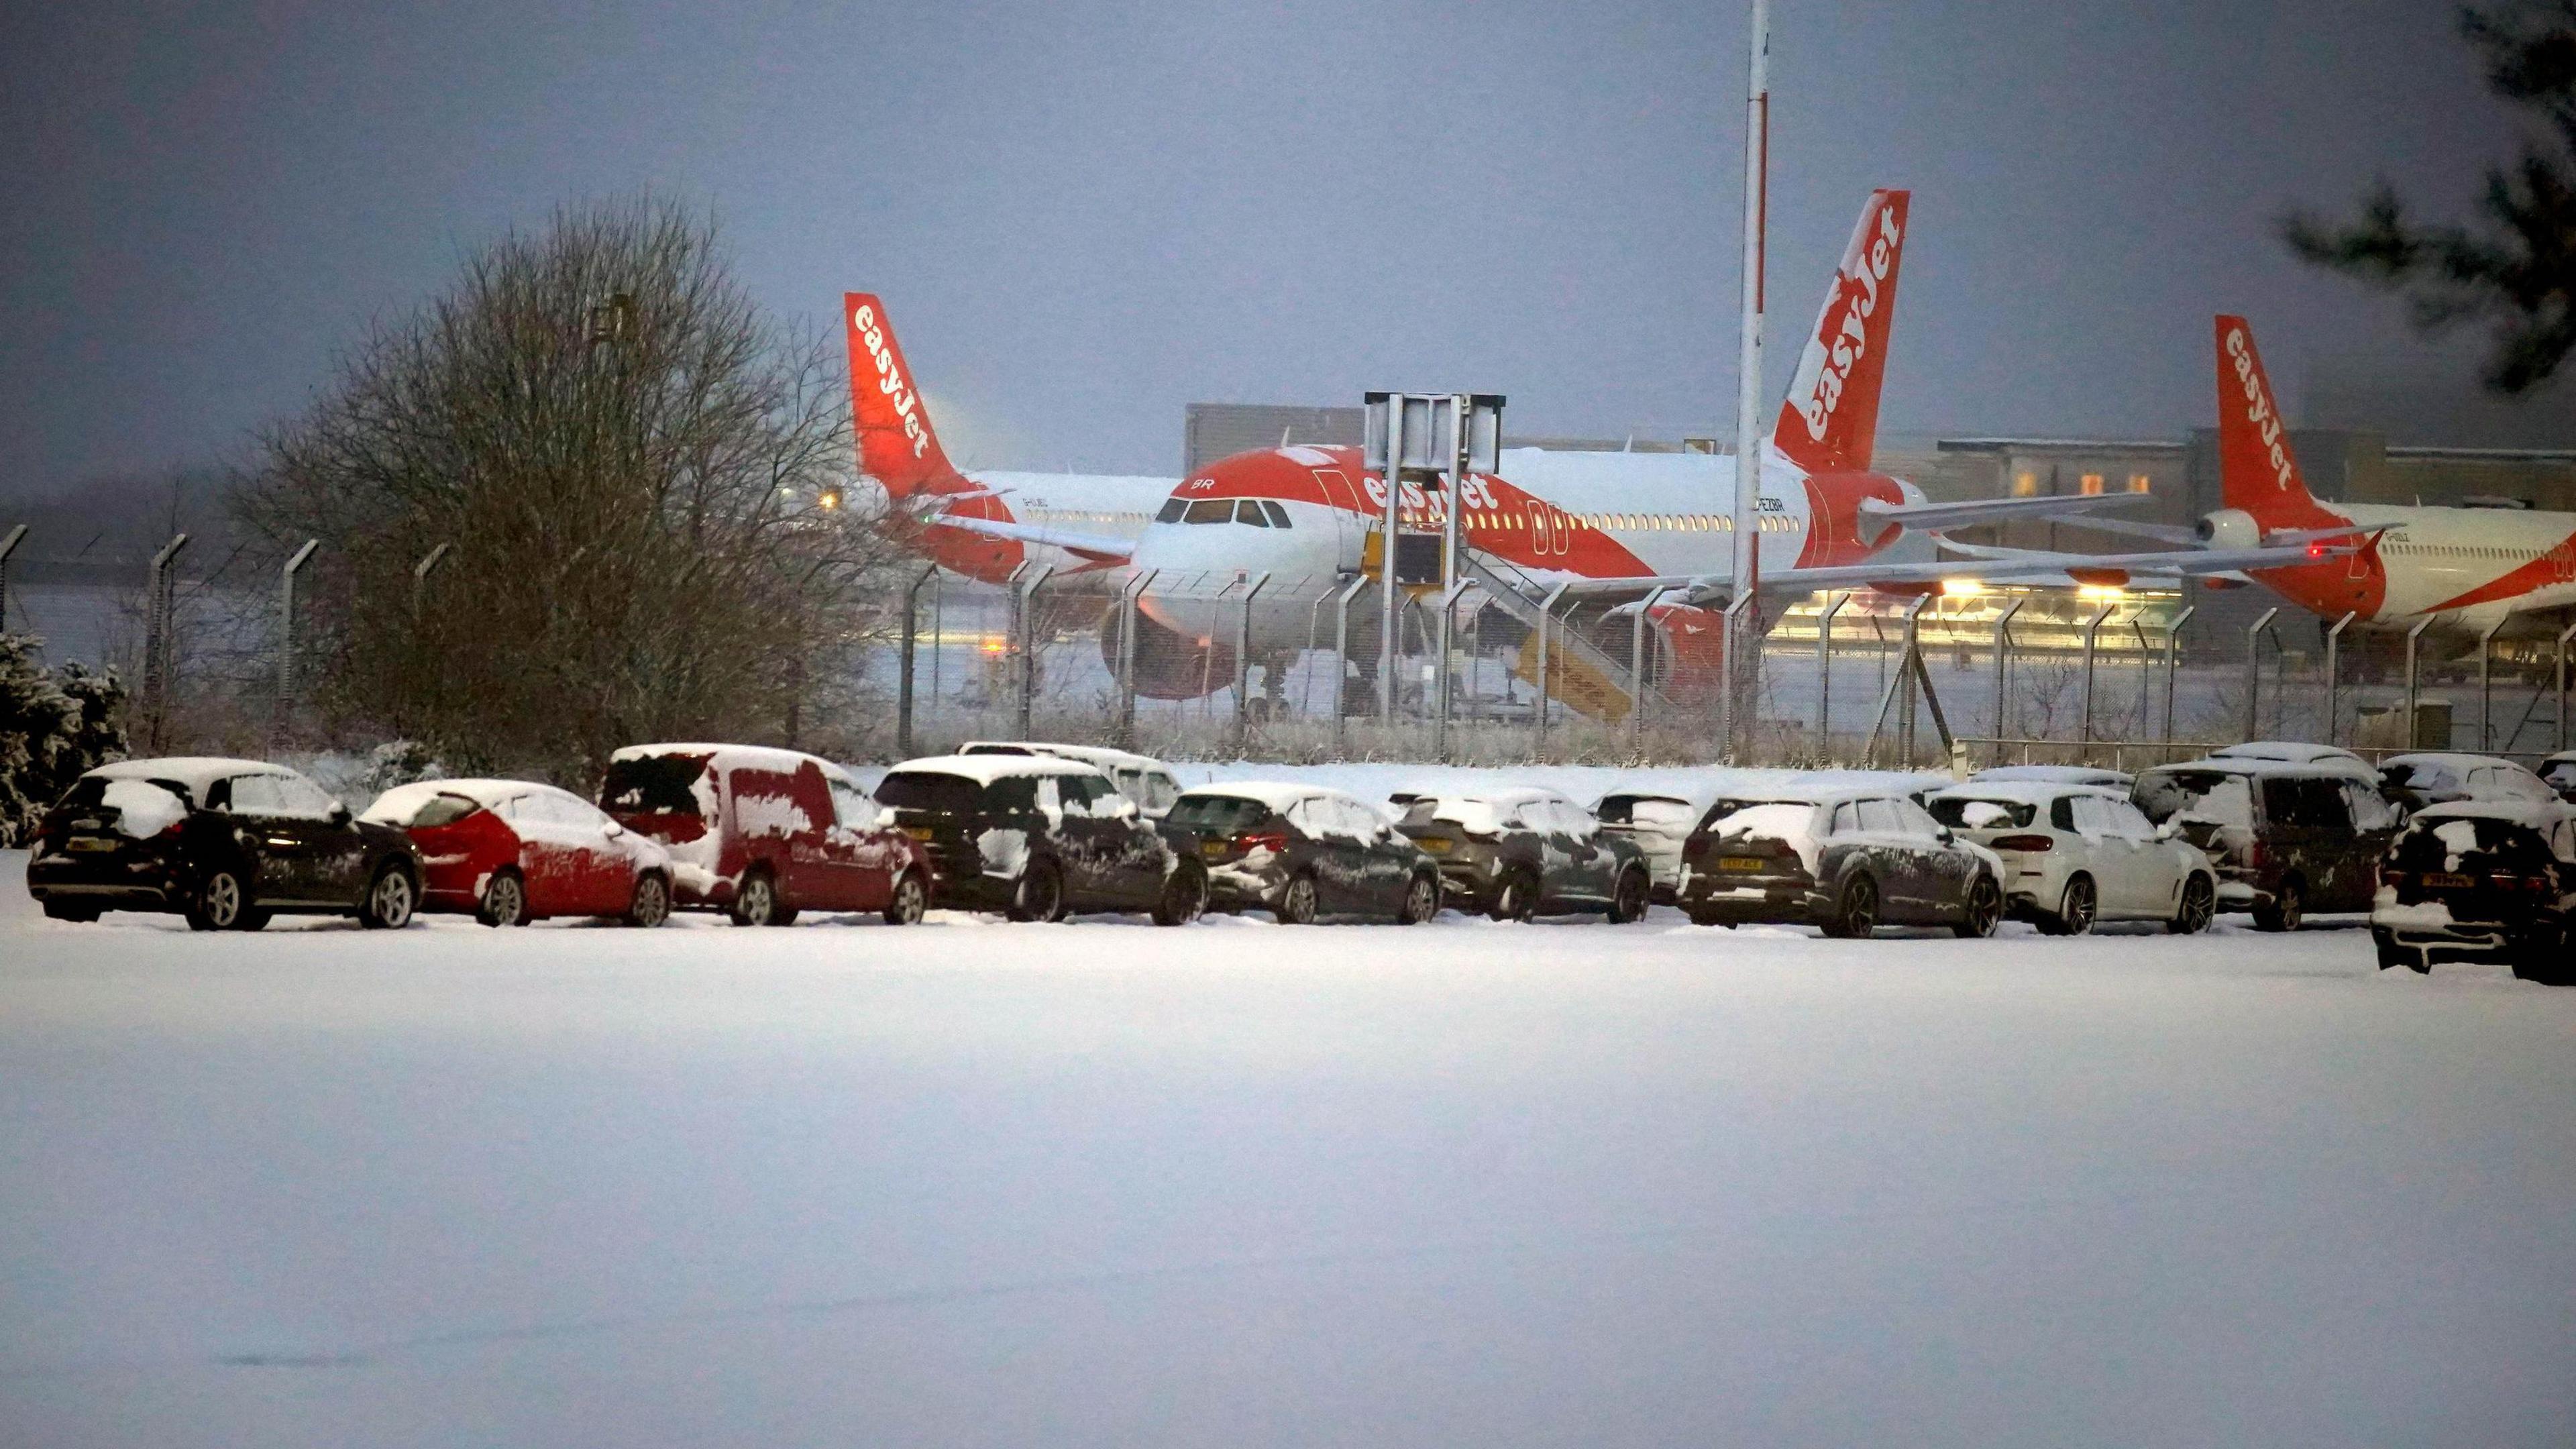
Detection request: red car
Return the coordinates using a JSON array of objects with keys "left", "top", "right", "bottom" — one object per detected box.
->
[
  {"left": 362, "top": 779, "right": 677, "bottom": 927},
  {"left": 598, "top": 743, "right": 932, "bottom": 926}
]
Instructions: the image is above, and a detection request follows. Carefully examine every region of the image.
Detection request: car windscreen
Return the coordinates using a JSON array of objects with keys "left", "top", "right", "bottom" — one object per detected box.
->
[
  {"left": 1927, "top": 796, "right": 2036, "bottom": 829},
  {"left": 873, "top": 771, "right": 983, "bottom": 816},
  {"left": 2392, "top": 816, "right": 2553, "bottom": 872},
  {"left": 600, "top": 755, "right": 707, "bottom": 816},
  {"left": 1167, "top": 795, "right": 1275, "bottom": 833},
  {"left": 2135, "top": 769, "right": 2252, "bottom": 828}
]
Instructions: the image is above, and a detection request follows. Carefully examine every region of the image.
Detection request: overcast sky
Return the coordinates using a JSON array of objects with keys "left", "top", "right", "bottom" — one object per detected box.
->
[{"left": 0, "top": 0, "right": 2542, "bottom": 494}]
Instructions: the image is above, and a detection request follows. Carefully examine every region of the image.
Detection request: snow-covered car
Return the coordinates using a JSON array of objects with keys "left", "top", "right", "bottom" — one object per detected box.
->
[
  {"left": 1968, "top": 764, "right": 2135, "bottom": 792},
  {"left": 1168, "top": 784, "right": 1441, "bottom": 924},
  {"left": 2377, "top": 752, "right": 2565, "bottom": 815},
  {"left": 1675, "top": 787, "right": 2004, "bottom": 938},
  {"left": 1592, "top": 786, "right": 1719, "bottom": 904},
  {"left": 2539, "top": 750, "right": 2576, "bottom": 803},
  {"left": 362, "top": 779, "right": 680, "bottom": 927},
  {"left": 957, "top": 741, "right": 1183, "bottom": 817},
  {"left": 2371, "top": 801, "right": 2575, "bottom": 983},
  {"left": 1390, "top": 786, "right": 1652, "bottom": 922},
  {"left": 1927, "top": 782, "right": 2216, "bottom": 934},
  {"left": 598, "top": 744, "right": 932, "bottom": 926},
  {"left": 873, "top": 754, "right": 1206, "bottom": 924},
  {"left": 2208, "top": 741, "right": 2374, "bottom": 769},
  {"left": 2133, "top": 757, "right": 2402, "bottom": 930},
  {"left": 27, "top": 757, "right": 421, "bottom": 930}
]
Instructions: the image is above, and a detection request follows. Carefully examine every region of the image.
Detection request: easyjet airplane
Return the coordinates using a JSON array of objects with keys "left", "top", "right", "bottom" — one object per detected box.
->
[{"left": 847, "top": 193, "right": 2330, "bottom": 700}]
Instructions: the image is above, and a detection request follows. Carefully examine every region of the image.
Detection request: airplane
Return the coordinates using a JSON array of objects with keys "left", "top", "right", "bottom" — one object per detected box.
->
[{"left": 845, "top": 194, "right": 2334, "bottom": 707}]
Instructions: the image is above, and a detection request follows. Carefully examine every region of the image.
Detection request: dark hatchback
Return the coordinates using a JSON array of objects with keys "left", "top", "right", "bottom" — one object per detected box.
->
[
  {"left": 2133, "top": 759, "right": 2401, "bottom": 930},
  {"left": 1389, "top": 787, "right": 1651, "bottom": 922},
  {"left": 26, "top": 757, "right": 423, "bottom": 930},
  {"left": 873, "top": 755, "right": 1207, "bottom": 924},
  {"left": 1170, "top": 784, "right": 1442, "bottom": 924},
  {"left": 1676, "top": 790, "right": 2004, "bottom": 938},
  {"left": 2371, "top": 802, "right": 2575, "bottom": 983}
]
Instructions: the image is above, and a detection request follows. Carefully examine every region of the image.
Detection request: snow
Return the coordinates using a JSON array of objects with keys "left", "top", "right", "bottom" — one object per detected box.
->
[
  {"left": 5, "top": 848, "right": 2574, "bottom": 1448},
  {"left": 2412, "top": 798, "right": 2575, "bottom": 837},
  {"left": 1968, "top": 764, "right": 2132, "bottom": 788},
  {"left": 1184, "top": 781, "right": 1330, "bottom": 812},
  {"left": 359, "top": 778, "right": 529, "bottom": 826},
  {"left": 959, "top": 741, "right": 1165, "bottom": 774},
  {"left": 86, "top": 756, "right": 283, "bottom": 795},
  {"left": 1707, "top": 802, "right": 1827, "bottom": 874},
  {"left": 888, "top": 753, "right": 1106, "bottom": 787},
  {"left": 98, "top": 779, "right": 186, "bottom": 837}
]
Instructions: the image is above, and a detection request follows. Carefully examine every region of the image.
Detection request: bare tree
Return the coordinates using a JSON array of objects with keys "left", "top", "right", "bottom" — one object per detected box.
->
[{"left": 236, "top": 196, "right": 905, "bottom": 782}]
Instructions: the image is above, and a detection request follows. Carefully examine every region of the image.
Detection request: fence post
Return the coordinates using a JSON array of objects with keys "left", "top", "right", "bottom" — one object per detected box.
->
[
  {"left": 1433, "top": 578, "right": 1474, "bottom": 760},
  {"left": 1720, "top": 591, "right": 1759, "bottom": 762},
  {"left": 1627, "top": 586, "right": 1668, "bottom": 753},
  {"left": 2078, "top": 600, "right": 2116, "bottom": 747},
  {"left": 2242, "top": 606, "right": 2279, "bottom": 742},
  {"left": 2322, "top": 611, "right": 2355, "bottom": 747},
  {"left": 1118, "top": 568, "right": 1159, "bottom": 748},
  {"left": 144, "top": 533, "right": 191, "bottom": 754},
  {"left": 411, "top": 543, "right": 451, "bottom": 616},
  {"left": 1233, "top": 572, "right": 1269, "bottom": 755},
  {"left": 1990, "top": 596, "right": 2023, "bottom": 753},
  {"left": 274, "top": 539, "right": 319, "bottom": 749},
  {"left": 1898, "top": 594, "right": 1930, "bottom": 766},
  {"left": 2476, "top": 614, "right": 2508, "bottom": 752},
  {"left": 1330, "top": 574, "right": 1369, "bottom": 756},
  {"left": 896, "top": 563, "right": 936, "bottom": 759},
  {"left": 1532, "top": 582, "right": 1571, "bottom": 758},
  {"left": 2560, "top": 620, "right": 2576, "bottom": 751},
  {"left": 0, "top": 523, "right": 25, "bottom": 633},
  {"left": 1815, "top": 591, "right": 1849, "bottom": 761},
  {"left": 2161, "top": 604, "right": 2194, "bottom": 746},
  {"left": 1015, "top": 564, "right": 1054, "bottom": 738},
  {"left": 2404, "top": 614, "right": 2433, "bottom": 750}
]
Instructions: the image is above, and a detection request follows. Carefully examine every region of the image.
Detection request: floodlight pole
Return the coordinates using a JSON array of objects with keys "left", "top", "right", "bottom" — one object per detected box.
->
[
  {"left": 1433, "top": 398, "right": 1468, "bottom": 749},
  {"left": 1726, "top": 0, "right": 1770, "bottom": 759},
  {"left": 1815, "top": 591, "right": 1849, "bottom": 761},
  {"left": 2322, "top": 611, "right": 2356, "bottom": 747},
  {"left": 2243, "top": 606, "right": 2279, "bottom": 742},
  {"left": 0, "top": 523, "right": 26, "bottom": 632},
  {"left": 1377, "top": 401, "right": 1405, "bottom": 723}
]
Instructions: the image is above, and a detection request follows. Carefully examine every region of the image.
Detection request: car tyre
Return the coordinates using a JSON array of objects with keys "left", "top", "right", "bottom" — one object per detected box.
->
[
  {"left": 2252, "top": 877, "right": 2304, "bottom": 932},
  {"left": 478, "top": 868, "right": 528, "bottom": 928},
  {"left": 2169, "top": 873, "right": 2214, "bottom": 934},
  {"left": 881, "top": 869, "right": 927, "bottom": 926},
  {"left": 186, "top": 867, "right": 249, "bottom": 932},
  {"left": 627, "top": 871, "right": 672, "bottom": 928},
  {"left": 1008, "top": 858, "right": 1067, "bottom": 922},
  {"left": 1489, "top": 867, "right": 1538, "bottom": 922},
  {"left": 359, "top": 861, "right": 417, "bottom": 930},
  {"left": 1954, "top": 872, "right": 2003, "bottom": 939},
  {"left": 2049, "top": 875, "right": 2096, "bottom": 936},
  {"left": 1607, "top": 865, "right": 1650, "bottom": 924},
  {"left": 1151, "top": 863, "right": 1208, "bottom": 926},
  {"left": 730, "top": 867, "right": 786, "bottom": 927},
  {"left": 1276, "top": 872, "right": 1320, "bottom": 925},
  {"left": 1396, "top": 871, "right": 1440, "bottom": 925},
  {"left": 1821, "top": 873, "right": 1879, "bottom": 939}
]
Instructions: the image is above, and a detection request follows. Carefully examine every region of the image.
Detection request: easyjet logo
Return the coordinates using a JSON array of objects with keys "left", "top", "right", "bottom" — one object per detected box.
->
[
  {"left": 851, "top": 303, "right": 929, "bottom": 460},
  {"left": 2224, "top": 327, "right": 2295, "bottom": 493},
  {"left": 1797, "top": 203, "right": 1902, "bottom": 441}
]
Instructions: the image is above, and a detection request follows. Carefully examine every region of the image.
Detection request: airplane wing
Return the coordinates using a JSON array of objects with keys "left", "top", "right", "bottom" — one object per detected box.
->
[
  {"left": 1855, "top": 491, "right": 2149, "bottom": 533},
  {"left": 1535, "top": 539, "right": 2355, "bottom": 606},
  {"left": 924, "top": 513, "right": 1134, "bottom": 564}
]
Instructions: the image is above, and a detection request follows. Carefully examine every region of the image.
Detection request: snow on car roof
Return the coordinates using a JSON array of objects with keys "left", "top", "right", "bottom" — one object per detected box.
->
[
  {"left": 2406, "top": 798, "right": 2567, "bottom": 828},
  {"left": 1391, "top": 784, "right": 1569, "bottom": 808},
  {"left": 2382, "top": 752, "right": 2537, "bottom": 775},
  {"left": 959, "top": 741, "right": 1168, "bottom": 773},
  {"left": 359, "top": 777, "right": 566, "bottom": 824},
  {"left": 884, "top": 753, "right": 1110, "bottom": 786},
  {"left": 2145, "top": 756, "right": 2368, "bottom": 780},
  {"left": 1929, "top": 782, "right": 2119, "bottom": 805},
  {"left": 1969, "top": 765, "right": 2133, "bottom": 786},
  {"left": 608, "top": 743, "right": 857, "bottom": 785},
  {"left": 1711, "top": 781, "right": 1899, "bottom": 805},
  {"left": 2210, "top": 741, "right": 2367, "bottom": 764},
  {"left": 87, "top": 757, "right": 288, "bottom": 790},
  {"left": 1181, "top": 782, "right": 1334, "bottom": 810}
]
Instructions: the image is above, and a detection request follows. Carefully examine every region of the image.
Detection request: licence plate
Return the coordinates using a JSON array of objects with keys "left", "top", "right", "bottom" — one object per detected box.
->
[
  {"left": 2424, "top": 871, "right": 2473, "bottom": 889},
  {"left": 1200, "top": 841, "right": 1227, "bottom": 859},
  {"left": 903, "top": 826, "right": 934, "bottom": 842},
  {"left": 1417, "top": 837, "right": 1452, "bottom": 853},
  {"left": 1718, "top": 857, "right": 1768, "bottom": 872},
  {"left": 66, "top": 836, "right": 119, "bottom": 853}
]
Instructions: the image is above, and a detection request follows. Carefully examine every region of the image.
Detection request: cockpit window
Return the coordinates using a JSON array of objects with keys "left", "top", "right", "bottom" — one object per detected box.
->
[
  {"left": 1155, "top": 498, "right": 1185, "bottom": 524},
  {"left": 1260, "top": 500, "right": 1291, "bottom": 529},
  {"left": 1183, "top": 499, "right": 1232, "bottom": 524},
  {"left": 1234, "top": 499, "right": 1269, "bottom": 527}
]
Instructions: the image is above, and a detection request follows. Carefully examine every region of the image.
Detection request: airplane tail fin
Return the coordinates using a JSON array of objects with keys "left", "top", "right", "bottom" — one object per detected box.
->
[
  {"left": 2213, "top": 315, "right": 2337, "bottom": 529},
  {"left": 1772, "top": 189, "right": 1909, "bottom": 474},
  {"left": 844, "top": 293, "right": 965, "bottom": 498}
]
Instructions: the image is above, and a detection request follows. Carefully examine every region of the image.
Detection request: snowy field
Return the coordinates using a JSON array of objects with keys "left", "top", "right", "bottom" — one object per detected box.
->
[{"left": 4, "top": 848, "right": 2573, "bottom": 1448}]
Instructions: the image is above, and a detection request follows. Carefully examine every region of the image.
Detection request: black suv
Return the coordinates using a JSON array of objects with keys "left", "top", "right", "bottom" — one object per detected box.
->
[
  {"left": 1169, "top": 784, "right": 1442, "bottom": 924},
  {"left": 1389, "top": 787, "right": 1652, "bottom": 922},
  {"left": 26, "top": 757, "right": 423, "bottom": 930},
  {"left": 873, "top": 755, "right": 1206, "bottom": 923},
  {"left": 2371, "top": 802, "right": 2574, "bottom": 983},
  {"left": 2133, "top": 759, "right": 2402, "bottom": 930},
  {"left": 1676, "top": 789, "right": 2004, "bottom": 938}
]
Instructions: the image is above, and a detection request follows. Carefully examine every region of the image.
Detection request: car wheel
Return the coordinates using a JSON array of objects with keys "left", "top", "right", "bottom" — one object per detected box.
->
[
  {"left": 2053, "top": 875, "right": 2096, "bottom": 936},
  {"left": 627, "top": 872, "right": 672, "bottom": 928},
  {"left": 186, "top": 867, "right": 249, "bottom": 932},
  {"left": 1489, "top": 867, "right": 1538, "bottom": 922},
  {"left": 1954, "top": 873, "right": 2003, "bottom": 938},
  {"left": 1397, "top": 871, "right": 1440, "bottom": 925},
  {"left": 2169, "top": 873, "right": 2214, "bottom": 934},
  {"left": 1276, "top": 873, "right": 1320, "bottom": 925},
  {"left": 478, "top": 869, "right": 528, "bottom": 928},
  {"left": 40, "top": 900, "right": 101, "bottom": 923},
  {"left": 359, "top": 862, "right": 417, "bottom": 929},
  {"left": 1151, "top": 863, "right": 1208, "bottom": 926},
  {"left": 1008, "top": 859, "right": 1066, "bottom": 922},
  {"left": 1822, "top": 873, "right": 1879, "bottom": 939},
  {"left": 1607, "top": 865, "right": 1650, "bottom": 923},
  {"left": 881, "top": 869, "right": 927, "bottom": 926},
  {"left": 730, "top": 868, "right": 784, "bottom": 927},
  {"left": 2252, "top": 877, "right": 2304, "bottom": 932}
]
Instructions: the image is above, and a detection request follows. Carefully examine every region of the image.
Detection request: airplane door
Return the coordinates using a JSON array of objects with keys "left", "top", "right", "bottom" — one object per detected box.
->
[{"left": 1312, "top": 470, "right": 1364, "bottom": 572}]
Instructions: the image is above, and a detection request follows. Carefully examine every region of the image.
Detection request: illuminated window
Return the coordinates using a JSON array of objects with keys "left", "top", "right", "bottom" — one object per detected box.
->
[
  {"left": 2012, "top": 471, "right": 2038, "bottom": 497},
  {"left": 2080, "top": 474, "right": 2105, "bottom": 496},
  {"left": 2127, "top": 473, "right": 2151, "bottom": 494}
]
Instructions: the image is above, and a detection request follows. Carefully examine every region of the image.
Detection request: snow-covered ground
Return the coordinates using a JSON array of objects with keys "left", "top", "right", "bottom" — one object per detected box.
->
[{"left": 4, "top": 848, "right": 2572, "bottom": 1448}]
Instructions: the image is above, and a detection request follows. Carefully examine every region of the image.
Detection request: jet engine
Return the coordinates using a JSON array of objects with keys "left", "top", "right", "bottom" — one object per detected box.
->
[{"left": 2196, "top": 508, "right": 2261, "bottom": 551}]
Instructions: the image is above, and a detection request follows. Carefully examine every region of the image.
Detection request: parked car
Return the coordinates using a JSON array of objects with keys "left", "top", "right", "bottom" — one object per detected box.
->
[
  {"left": 598, "top": 744, "right": 932, "bottom": 926},
  {"left": 2538, "top": 750, "right": 2576, "bottom": 803},
  {"left": 2208, "top": 741, "right": 2375, "bottom": 771},
  {"left": 1390, "top": 786, "right": 1652, "bottom": 922},
  {"left": 1676, "top": 786, "right": 2004, "bottom": 937},
  {"left": 1593, "top": 786, "right": 1719, "bottom": 905},
  {"left": 1968, "top": 763, "right": 2135, "bottom": 792},
  {"left": 2371, "top": 801, "right": 2575, "bottom": 983},
  {"left": 26, "top": 757, "right": 421, "bottom": 930},
  {"left": 957, "top": 741, "right": 1183, "bottom": 817},
  {"left": 362, "top": 779, "right": 680, "bottom": 927},
  {"left": 2133, "top": 757, "right": 2403, "bottom": 930},
  {"left": 1169, "top": 784, "right": 1442, "bottom": 924},
  {"left": 2377, "top": 752, "right": 2565, "bottom": 814},
  {"left": 1927, "top": 782, "right": 2216, "bottom": 934},
  {"left": 873, "top": 754, "right": 1206, "bottom": 923}
]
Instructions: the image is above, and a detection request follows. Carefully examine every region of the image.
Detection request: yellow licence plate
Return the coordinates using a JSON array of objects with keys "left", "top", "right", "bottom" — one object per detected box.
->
[
  {"left": 1718, "top": 857, "right": 1768, "bottom": 872},
  {"left": 1417, "top": 837, "right": 1452, "bottom": 853},
  {"left": 2424, "top": 871, "right": 2473, "bottom": 889},
  {"left": 1200, "top": 841, "right": 1227, "bottom": 859},
  {"left": 66, "top": 836, "right": 119, "bottom": 853},
  {"left": 903, "top": 826, "right": 934, "bottom": 842}
]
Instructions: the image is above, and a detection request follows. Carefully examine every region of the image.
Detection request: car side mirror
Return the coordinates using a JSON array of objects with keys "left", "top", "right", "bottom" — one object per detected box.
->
[
  {"left": 1935, "top": 826, "right": 1955, "bottom": 845},
  {"left": 330, "top": 804, "right": 352, "bottom": 826},
  {"left": 1115, "top": 798, "right": 1138, "bottom": 820}
]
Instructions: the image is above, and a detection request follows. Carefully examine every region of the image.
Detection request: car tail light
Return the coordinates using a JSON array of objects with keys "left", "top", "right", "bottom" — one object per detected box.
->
[
  {"left": 1232, "top": 829, "right": 1289, "bottom": 855},
  {"left": 2379, "top": 867, "right": 2406, "bottom": 889},
  {"left": 2245, "top": 838, "right": 2267, "bottom": 871},
  {"left": 1992, "top": 834, "right": 2054, "bottom": 853},
  {"left": 1682, "top": 835, "right": 1710, "bottom": 861}
]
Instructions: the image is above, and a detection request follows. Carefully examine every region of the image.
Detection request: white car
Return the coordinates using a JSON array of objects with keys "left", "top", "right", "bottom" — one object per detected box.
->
[
  {"left": 1926, "top": 782, "right": 2218, "bottom": 934},
  {"left": 1969, "top": 764, "right": 2135, "bottom": 792},
  {"left": 2377, "top": 752, "right": 2567, "bottom": 814},
  {"left": 2540, "top": 750, "right": 2576, "bottom": 803},
  {"left": 957, "top": 741, "right": 1182, "bottom": 817}
]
